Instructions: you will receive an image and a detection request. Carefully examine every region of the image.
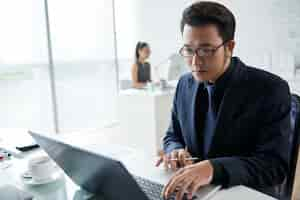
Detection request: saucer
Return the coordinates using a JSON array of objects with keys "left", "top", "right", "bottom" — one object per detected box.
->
[{"left": 20, "top": 169, "right": 64, "bottom": 185}]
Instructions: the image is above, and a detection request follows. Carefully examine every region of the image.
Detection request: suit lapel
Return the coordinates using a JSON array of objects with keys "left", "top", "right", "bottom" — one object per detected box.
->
[
  {"left": 187, "top": 76, "right": 201, "bottom": 155},
  {"left": 208, "top": 61, "right": 247, "bottom": 156}
]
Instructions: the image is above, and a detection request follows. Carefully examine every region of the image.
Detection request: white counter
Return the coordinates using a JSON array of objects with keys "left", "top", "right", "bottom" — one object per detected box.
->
[{"left": 118, "top": 86, "right": 176, "bottom": 156}]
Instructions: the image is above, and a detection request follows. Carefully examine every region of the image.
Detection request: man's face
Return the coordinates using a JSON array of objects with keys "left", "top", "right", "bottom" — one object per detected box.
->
[{"left": 182, "top": 24, "right": 233, "bottom": 82}]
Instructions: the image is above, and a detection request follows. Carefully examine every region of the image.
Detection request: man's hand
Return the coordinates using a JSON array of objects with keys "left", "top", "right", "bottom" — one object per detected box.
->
[
  {"left": 155, "top": 148, "right": 193, "bottom": 171},
  {"left": 162, "top": 160, "right": 214, "bottom": 200}
]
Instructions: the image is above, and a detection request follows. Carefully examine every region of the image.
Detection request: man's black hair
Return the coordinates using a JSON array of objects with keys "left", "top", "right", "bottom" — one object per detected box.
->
[{"left": 180, "top": 1, "right": 236, "bottom": 42}]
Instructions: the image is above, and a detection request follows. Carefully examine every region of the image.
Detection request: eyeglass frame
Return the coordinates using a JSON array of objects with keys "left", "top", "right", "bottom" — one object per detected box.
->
[{"left": 179, "top": 40, "right": 229, "bottom": 58}]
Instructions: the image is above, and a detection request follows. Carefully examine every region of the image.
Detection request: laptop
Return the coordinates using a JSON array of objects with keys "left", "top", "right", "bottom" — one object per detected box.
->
[{"left": 28, "top": 131, "right": 221, "bottom": 200}]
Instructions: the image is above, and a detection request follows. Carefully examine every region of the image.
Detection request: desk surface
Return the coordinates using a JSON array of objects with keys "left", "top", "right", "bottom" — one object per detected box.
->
[
  {"left": 0, "top": 131, "right": 277, "bottom": 200},
  {"left": 119, "top": 87, "right": 175, "bottom": 96},
  {"left": 119, "top": 80, "right": 177, "bottom": 96}
]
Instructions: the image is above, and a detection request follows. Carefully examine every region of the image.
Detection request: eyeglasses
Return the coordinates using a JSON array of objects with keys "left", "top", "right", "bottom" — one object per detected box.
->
[{"left": 179, "top": 41, "right": 228, "bottom": 58}]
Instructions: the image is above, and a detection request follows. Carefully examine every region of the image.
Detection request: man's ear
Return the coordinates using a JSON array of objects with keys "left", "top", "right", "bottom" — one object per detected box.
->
[{"left": 225, "top": 40, "right": 235, "bottom": 57}]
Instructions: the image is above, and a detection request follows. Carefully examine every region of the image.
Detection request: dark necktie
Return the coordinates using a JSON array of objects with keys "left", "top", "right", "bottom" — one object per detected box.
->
[{"left": 203, "top": 84, "right": 216, "bottom": 158}]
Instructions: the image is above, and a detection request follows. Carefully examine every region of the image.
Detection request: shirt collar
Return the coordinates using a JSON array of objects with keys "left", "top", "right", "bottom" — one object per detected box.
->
[
  {"left": 191, "top": 57, "right": 236, "bottom": 92},
  {"left": 213, "top": 57, "right": 235, "bottom": 93}
]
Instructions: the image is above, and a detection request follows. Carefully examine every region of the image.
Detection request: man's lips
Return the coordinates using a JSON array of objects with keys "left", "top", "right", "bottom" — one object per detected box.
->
[{"left": 192, "top": 70, "right": 208, "bottom": 72}]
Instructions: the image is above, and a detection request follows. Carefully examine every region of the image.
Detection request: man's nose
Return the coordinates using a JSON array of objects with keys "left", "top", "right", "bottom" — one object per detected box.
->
[{"left": 192, "top": 54, "right": 204, "bottom": 67}]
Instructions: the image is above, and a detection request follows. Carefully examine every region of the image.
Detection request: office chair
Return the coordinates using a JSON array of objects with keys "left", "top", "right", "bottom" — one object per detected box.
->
[{"left": 279, "top": 93, "right": 300, "bottom": 200}]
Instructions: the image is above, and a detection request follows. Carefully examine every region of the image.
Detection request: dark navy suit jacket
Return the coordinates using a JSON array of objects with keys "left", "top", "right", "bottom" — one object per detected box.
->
[{"left": 163, "top": 57, "right": 291, "bottom": 196}]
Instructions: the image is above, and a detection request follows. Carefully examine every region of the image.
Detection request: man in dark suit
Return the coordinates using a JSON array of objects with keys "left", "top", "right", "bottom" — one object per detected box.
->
[{"left": 156, "top": 1, "right": 291, "bottom": 200}]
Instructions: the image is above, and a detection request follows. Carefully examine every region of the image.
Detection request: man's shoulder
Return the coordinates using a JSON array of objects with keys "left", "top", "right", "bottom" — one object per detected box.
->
[
  {"left": 177, "top": 72, "right": 193, "bottom": 87},
  {"left": 179, "top": 72, "right": 193, "bottom": 82},
  {"left": 244, "top": 65, "right": 284, "bottom": 83},
  {"left": 238, "top": 62, "right": 289, "bottom": 94}
]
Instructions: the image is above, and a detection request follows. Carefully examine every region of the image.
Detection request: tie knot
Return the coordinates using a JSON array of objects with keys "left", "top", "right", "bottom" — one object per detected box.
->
[{"left": 205, "top": 84, "right": 215, "bottom": 97}]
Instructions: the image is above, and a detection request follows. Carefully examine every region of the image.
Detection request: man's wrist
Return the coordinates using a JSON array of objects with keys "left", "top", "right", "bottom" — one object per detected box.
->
[
  {"left": 206, "top": 160, "right": 214, "bottom": 184},
  {"left": 195, "top": 160, "right": 214, "bottom": 184},
  {"left": 209, "top": 159, "right": 229, "bottom": 186}
]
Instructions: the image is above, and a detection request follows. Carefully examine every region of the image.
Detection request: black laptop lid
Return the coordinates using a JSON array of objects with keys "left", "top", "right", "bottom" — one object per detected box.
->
[{"left": 28, "top": 131, "right": 149, "bottom": 200}]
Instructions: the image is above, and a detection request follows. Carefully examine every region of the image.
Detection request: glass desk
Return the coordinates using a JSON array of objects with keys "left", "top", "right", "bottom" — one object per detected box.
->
[
  {"left": 0, "top": 150, "right": 106, "bottom": 200},
  {"left": 0, "top": 132, "right": 277, "bottom": 200}
]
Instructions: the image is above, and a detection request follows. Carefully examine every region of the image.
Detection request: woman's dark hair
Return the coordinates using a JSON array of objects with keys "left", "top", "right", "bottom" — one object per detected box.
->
[
  {"left": 180, "top": 1, "right": 236, "bottom": 42},
  {"left": 135, "top": 41, "right": 149, "bottom": 63}
]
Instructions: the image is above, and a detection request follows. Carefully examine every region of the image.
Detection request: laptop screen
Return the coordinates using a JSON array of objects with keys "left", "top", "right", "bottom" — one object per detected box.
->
[{"left": 28, "top": 131, "right": 149, "bottom": 200}]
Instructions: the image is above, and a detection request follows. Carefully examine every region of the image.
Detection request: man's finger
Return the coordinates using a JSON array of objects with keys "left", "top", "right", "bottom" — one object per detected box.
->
[
  {"left": 162, "top": 168, "right": 184, "bottom": 199},
  {"left": 188, "top": 176, "right": 205, "bottom": 199},
  {"left": 178, "top": 149, "right": 192, "bottom": 167},
  {"left": 167, "top": 172, "right": 188, "bottom": 195},
  {"left": 175, "top": 178, "right": 194, "bottom": 200},
  {"left": 185, "top": 159, "right": 194, "bottom": 166},
  {"left": 163, "top": 155, "right": 170, "bottom": 170},
  {"left": 155, "top": 157, "right": 163, "bottom": 167},
  {"left": 170, "top": 160, "right": 178, "bottom": 171},
  {"left": 170, "top": 151, "right": 179, "bottom": 171},
  {"left": 162, "top": 157, "right": 193, "bottom": 199},
  {"left": 178, "top": 151, "right": 186, "bottom": 167},
  {"left": 164, "top": 169, "right": 189, "bottom": 199}
]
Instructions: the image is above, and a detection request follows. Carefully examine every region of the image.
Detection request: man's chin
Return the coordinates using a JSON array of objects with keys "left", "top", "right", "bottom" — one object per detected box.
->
[{"left": 192, "top": 74, "right": 209, "bottom": 82}]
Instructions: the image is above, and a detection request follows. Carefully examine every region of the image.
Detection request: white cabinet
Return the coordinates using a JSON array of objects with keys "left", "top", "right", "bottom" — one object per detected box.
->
[{"left": 118, "top": 87, "right": 175, "bottom": 156}]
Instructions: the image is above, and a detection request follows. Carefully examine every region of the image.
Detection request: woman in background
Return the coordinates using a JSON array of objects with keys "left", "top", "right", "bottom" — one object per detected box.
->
[{"left": 131, "top": 41, "right": 151, "bottom": 88}]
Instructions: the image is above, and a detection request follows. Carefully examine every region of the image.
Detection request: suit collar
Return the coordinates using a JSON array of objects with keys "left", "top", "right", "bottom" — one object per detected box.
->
[
  {"left": 214, "top": 57, "right": 235, "bottom": 94},
  {"left": 187, "top": 56, "right": 237, "bottom": 90},
  {"left": 186, "top": 57, "right": 248, "bottom": 157},
  {"left": 187, "top": 73, "right": 199, "bottom": 88},
  {"left": 208, "top": 57, "right": 248, "bottom": 156}
]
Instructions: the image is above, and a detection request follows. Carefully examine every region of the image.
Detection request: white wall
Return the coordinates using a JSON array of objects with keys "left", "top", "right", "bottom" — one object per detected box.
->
[
  {"left": 116, "top": 0, "right": 300, "bottom": 89},
  {"left": 115, "top": 0, "right": 189, "bottom": 66},
  {"left": 225, "top": 0, "right": 300, "bottom": 72}
]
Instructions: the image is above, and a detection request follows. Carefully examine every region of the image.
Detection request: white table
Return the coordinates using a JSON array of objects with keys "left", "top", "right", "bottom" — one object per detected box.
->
[
  {"left": 0, "top": 131, "right": 277, "bottom": 200},
  {"left": 118, "top": 86, "right": 175, "bottom": 156}
]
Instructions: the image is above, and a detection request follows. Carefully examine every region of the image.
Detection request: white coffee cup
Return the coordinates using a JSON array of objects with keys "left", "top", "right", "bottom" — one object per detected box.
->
[{"left": 28, "top": 156, "right": 57, "bottom": 181}]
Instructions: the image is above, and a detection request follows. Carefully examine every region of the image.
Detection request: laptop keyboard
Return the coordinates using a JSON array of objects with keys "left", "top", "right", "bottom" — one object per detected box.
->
[{"left": 134, "top": 176, "right": 196, "bottom": 200}]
